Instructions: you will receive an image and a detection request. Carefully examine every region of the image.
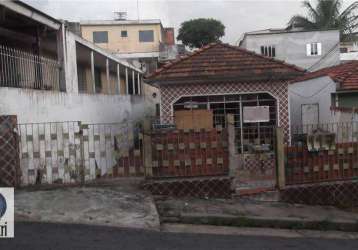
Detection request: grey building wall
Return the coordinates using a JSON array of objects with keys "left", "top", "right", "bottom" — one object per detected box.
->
[
  {"left": 289, "top": 76, "right": 337, "bottom": 129},
  {"left": 240, "top": 30, "right": 340, "bottom": 71}
]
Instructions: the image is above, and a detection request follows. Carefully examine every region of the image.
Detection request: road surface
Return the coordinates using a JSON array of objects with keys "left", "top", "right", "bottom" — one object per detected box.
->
[{"left": 1, "top": 222, "right": 358, "bottom": 250}]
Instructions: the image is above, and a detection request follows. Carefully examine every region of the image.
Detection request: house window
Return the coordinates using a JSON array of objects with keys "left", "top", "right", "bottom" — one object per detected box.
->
[
  {"left": 139, "top": 30, "right": 154, "bottom": 42},
  {"left": 93, "top": 31, "right": 108, "bottom": 43},
  {"left": 94, "top": 67, "right": 102, "bottom": 93},
  {"left": 340, "top": 47, "right": 348, "bottom": 53},
  {"left": 260, "top": 45, "right": 276, "bottom": 57},
  {"left": 121, "top": 30, "right": 128, "bottom": 37},
  {"left": 306, "top": 42, "right": 322, "bottom": 56}
]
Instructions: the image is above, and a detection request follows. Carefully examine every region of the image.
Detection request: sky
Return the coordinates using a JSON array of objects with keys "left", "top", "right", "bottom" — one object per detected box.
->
[{"left": 23, "top": 0, "right": 357, "bottom": 44}]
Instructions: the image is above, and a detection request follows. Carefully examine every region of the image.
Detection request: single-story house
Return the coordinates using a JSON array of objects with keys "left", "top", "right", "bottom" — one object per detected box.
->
[
  {"left": 145, "top": 42, "right": 304, "bottom": 150},
  {"left": 289, "top": 60, "right": 358, "bottom": 132}
]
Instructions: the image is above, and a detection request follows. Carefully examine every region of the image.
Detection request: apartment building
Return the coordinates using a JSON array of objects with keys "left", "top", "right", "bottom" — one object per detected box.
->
[{"left": 79, "top": 19, "right": 184, "bottom": 73}]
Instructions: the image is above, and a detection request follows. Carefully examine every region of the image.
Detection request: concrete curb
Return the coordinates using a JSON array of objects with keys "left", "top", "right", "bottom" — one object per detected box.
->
[{"left": 161, "top": 213, "right": 358, "bottom": 232}]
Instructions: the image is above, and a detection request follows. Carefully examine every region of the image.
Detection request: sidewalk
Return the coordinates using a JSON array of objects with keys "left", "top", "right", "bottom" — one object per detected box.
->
[
  {"left": 156, "top": 197, "right": 358, "bottom": 232},
  {"left": 15, "top": 182, "right": 160, "bottom": 230}
]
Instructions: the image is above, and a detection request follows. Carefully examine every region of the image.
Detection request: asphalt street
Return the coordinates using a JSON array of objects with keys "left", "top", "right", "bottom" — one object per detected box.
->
[{"left": 1, "top": 222, "right": 358, "bottom": 250}]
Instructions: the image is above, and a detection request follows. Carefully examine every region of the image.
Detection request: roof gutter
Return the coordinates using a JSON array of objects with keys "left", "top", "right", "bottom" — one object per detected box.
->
[{"left": 1, "top": 0, "right": 61, "bottom": 30}]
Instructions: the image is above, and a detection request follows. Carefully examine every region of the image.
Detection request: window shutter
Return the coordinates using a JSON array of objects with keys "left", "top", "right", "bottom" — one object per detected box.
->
[
  {"left": 317, "top": 43, "right": 322, "bottom": 56},
  {"left": 306, "top": 44, "right": 311, "bottom": 56}
]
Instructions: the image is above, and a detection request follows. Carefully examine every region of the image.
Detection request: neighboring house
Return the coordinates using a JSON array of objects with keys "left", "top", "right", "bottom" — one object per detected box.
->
[
  {"left": 145, "top": 43, "right": 304, "bottom": 146},
  {"left": 289, "top": 61, "right": 358, "bottom": 132},
  {"left": 79, "top": 19, "right": 184, "bottom": 74},
  {"left": 340, "top": 33, "right": 358, "bottom": 61},
  {"left": 239, "top": 28, "right": 340, "bottom": 72},
  {"left": 0, "top": 0, "right": 150, "bottom": 124}
]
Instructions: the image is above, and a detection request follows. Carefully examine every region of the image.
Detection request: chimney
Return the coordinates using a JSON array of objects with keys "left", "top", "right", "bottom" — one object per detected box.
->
[{"left": 164, "top": 28, "right": 175, "bottom": 45}]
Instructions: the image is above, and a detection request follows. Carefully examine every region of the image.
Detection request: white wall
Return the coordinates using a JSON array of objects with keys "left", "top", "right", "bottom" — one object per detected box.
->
[
  {"left": 64, "top": 30, "right": 79, "bottom": 94},
  {"left": 0, "top": 88, "right": 134, "bottom": 124},
  {"left": 241, "top": 30, "right": 340, "bottom": 71},
  {"left": 289, "top": 76, "right": 337, "bottom": 129},
  {"left": 340, "top": 52, "right": 358, "bottom": 61}
]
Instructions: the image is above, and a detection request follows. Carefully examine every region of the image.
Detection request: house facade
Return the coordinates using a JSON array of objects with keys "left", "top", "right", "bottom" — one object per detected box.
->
[
  {"left": 340, "top": 33, "right": 358, "bottom": 61},
  {"left": 146, "top": 43, "right": 304, "bottom": 144},
  {"left": 79, "top": 19, "right": 184, "bottom": 74},
  {"left": 289, "top": 61, "right": 358, "bottom": 132},
  {"left": 239, "top": 29, "right": 340, "bottom": 72},
  {"left": 0, "top": 0, "right": 151, "bottom": 124}
]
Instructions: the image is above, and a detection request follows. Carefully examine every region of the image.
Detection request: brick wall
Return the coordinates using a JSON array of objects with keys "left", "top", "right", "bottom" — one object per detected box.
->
[
  {"left": 150, "top": 128, "right": 229, "bottom": 178},
  {"left": 286, "top": 142, "right": 358, "bottom": 185}
]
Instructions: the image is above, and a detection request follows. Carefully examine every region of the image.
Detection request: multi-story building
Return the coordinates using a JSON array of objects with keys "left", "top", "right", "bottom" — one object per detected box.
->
[
  {"left": 238, "top": 28, "right": 340, "bottom": 71},
  {"left": 79, "top": 19, "right": 184, "bottom": 74}
]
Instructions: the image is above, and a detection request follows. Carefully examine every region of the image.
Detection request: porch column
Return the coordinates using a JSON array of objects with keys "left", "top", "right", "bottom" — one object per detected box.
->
[
  {"left": 90, "top": 50, "right": 95, "bottom": 93},
  {"left": 132, "top": 70, "right": 136, "bottom": 95},
  {"left": 117, "top": 64, "right": 121, "bottom": 94},
  {"left": 137, "top": 72, "right": 141, "bottom": 95},
  {"left": 56, "top": 26, "right": 66, "bottom": 92},
  {"left": 125, "top": 67, "right": 129, "bottom": 95},
  {"left": 106, "top": 58, "right": 110, "bottom": 94}
]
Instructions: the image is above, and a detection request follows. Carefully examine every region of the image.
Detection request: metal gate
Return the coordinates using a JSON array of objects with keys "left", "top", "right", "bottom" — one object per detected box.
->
[
  {"left": 235, "top": 125, "right": 277, "bottom": 192},
  {"left": 0, "top": 116, "right": 20, "bottom": 187},
  {"left": 16, "top": 120, "right": 143, "bottom": 186}
]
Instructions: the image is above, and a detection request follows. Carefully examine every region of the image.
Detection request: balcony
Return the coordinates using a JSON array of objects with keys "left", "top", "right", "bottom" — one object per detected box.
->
[{"left": 0, "top": 45, "right": 61, "bottom": 91}]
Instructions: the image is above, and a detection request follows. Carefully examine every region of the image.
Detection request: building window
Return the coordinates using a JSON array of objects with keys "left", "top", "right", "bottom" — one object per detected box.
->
[
  {"left": 260, "top": 45, "right": 276, "bottom": 57},
  {"left": 306, "top": 42, "right": 322, "bottom": 56},
  {"left": 139, "top": 30, "right": 154, "bottom": 42},
  {"left": 93, "top": 31, "right": 108, "bottom": 43},
  {"left": 121, "top": 30, "right": 128, "bottom": 37},
  {"left": 340, "top": 47, "right": 348, "bottom": 53}
]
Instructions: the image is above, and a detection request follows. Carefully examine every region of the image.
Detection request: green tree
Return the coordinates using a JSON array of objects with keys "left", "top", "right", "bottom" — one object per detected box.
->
[
  {"left": 177, "top": 18, "right": 225, "bottom": 49},
  {"left": 288, "top": 0, "right": 358, "bottom": 41}
]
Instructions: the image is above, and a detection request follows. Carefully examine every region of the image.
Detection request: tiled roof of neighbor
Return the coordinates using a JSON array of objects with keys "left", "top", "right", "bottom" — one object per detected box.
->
[
  {"left": 294, "top": 61, "right": 358, "bottom": 91},
  {"left": 145, "top": 43, "right": 305, "bottom": 85}
]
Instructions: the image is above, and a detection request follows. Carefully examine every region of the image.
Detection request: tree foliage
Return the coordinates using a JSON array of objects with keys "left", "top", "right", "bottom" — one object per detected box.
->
[
  {"left": 288, "top": 0, "right": 358, "bottom": 41},
  {"left": 177, "top": 18, "right": 225, "bottom": 48}
]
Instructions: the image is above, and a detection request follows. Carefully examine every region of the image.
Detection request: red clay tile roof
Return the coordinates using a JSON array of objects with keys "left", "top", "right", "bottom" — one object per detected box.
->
[
  {"left": 145, "top": 43, "right": 305, "bottom": 85},
  {"left": 294, "top": 61, "right": 358, "bottom": 91}
]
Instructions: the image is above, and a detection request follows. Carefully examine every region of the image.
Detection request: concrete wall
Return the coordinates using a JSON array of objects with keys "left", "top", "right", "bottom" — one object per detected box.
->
[
  {"left": 0, "top": 87, "right": 135, "bottom": 124},
  {"left": 241, "top": 30, "right": 340, "bottom": 71},
  {"left": 81, "top": 24, "right": 162, "bottom": 54},
  {"left": 289, "top": 76, "right": 337, "bottom": 128}
]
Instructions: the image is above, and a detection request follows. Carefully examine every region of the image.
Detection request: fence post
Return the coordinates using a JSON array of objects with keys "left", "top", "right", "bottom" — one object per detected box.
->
[
  {"left": 227, "top": 114, "right": 239, "bottom": 177},
  {"left": 276, "top": 127, "right": 285, "bottom": 189},
  {"left": 78, "top": 121, "right": 86, "bottom": 185},
  {"left": 143, "top": 118, "right": 153, "bottom": 177}
]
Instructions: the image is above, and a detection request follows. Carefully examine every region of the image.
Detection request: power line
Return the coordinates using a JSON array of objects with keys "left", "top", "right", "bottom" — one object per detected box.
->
[
  {"left": 289, "top": 81, "right": 333, "bottom": 99},
  {"left": 307, "top": 42, "right": 340, "bottom": 71},
  {"left": 137, "top": 0, "right": 140, "bottom": 21}
]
